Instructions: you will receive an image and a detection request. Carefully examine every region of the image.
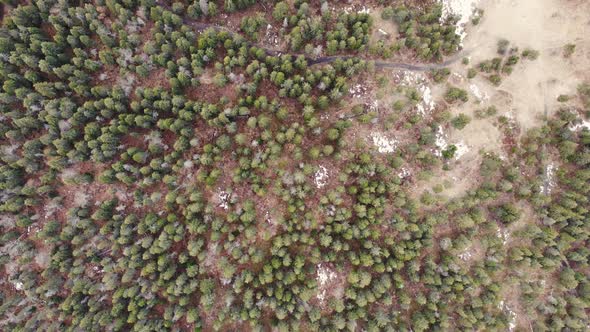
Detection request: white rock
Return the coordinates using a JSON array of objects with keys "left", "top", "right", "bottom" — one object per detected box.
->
[
  {"left": 540, "top": 163, "right": 556, "bottom": 194},
  {"left": 416, "top": 85, "right": 435, "bottom": 115},
  {"left": 358, "top": 7, "right": 370, "bottom": 14},
  {"left": 439, "top": 0, "right": 480, "bottom": 45},
  {"left": 371, "top": 132, "right": 397, "bottom": 153},
  {"left": 570, "top": 119, "right": 590, "bottom": 131},
  {"left": 397, "top": 168, "right": 411, "bottom": 179},
  {"left": 218, "top": 191, "right": 230, "bottom": 210},
  {"left": 397, "top": 71, "right": 435, "bottom": 115},
  {"left": 497, "top": 228, "right": 509, "bottom": 245},
  {"left": 434, "top": 126, "right": 448, "bottom": 156},
  {"left": 458, "top": 250, "right": 472, "bottom": 260},
  {"left": 453, "top": 141, "right": 470, "bottom": 160},
  {"left": 314, "top": 166, "right": 329, "bottom": 188},
  {"left": 469, "top": 83, "right": 489, "bottom": 102},
  {"left": 316, "top": 263, "right": 337, "bottom": 302}
]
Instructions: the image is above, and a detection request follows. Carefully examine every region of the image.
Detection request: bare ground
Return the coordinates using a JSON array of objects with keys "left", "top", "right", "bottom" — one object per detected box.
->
[{"left": 405, "top": 0, "right": 590, "bottom": 199}]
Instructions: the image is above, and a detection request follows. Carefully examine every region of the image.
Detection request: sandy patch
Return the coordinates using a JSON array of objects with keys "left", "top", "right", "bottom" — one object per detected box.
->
[
  {"left": 440, "top": 0, "right": 481, "bottom": 45},
  {"left": 469, "top": 82, "right": 489, "bottom": 102},
  {"left": 349, "top": 83, "right": 379, "bottom": 112},
  {"left": 454, "top": 0, "right": 590, "bottom": 131},
  {"left": 369, "top": 9, "right": 399, "bottom": 42},
  {"left": 450, "top": 116, "right": 502, "bottom": 156},
  {"left": 199, "top": 68, "right": 215, "bottom": 85},
  {"left": 395, "top": 70, "right": 437, "bottom": 116},
  {"left": 314, "top": 263, "right": 347, "bottom": 307},
  {"left": 453, "top": 141, "right": 470, "bottom": 160}
]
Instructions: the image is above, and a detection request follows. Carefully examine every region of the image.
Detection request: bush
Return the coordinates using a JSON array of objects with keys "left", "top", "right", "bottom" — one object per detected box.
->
[
  {"left": 442, "top": 145, "right": 457, "bottom": 159},
  {"left": 522, "top": 48, "right": 539, "bottom": 60},
  {"left": 273, "top": 1, "right": 289, "bottom": 21},
  {"left": 578, "top": 82, "right": 590, "bottom": 108},
  {"left": 381, "top": 7, "right": 394, "bottom": 20},
  {"left": 451, "top": 113, "right": 471, "bottom": 129},
  {"left": 488, "top": 74, "right": 502, "bottom": 86},
  {"left": 557, "top": 94, "right": 570, "bottom": 102},
  {"left": 563, "top": 43, "right": 576, "bottom": 58},
  {"left": 497, "top": 39, "right": 509, "bottom": 55},
  {"left": 445, "top": 87, "right": 469, "bottom": 103}
]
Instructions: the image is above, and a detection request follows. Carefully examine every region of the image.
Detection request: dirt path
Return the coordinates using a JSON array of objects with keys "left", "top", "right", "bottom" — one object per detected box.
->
[
  {"left": 310, "top": 51, "right": 470, "bottom": 71},
  {"left": 188, "top": 21, "right": 469, "bottom": 71}
]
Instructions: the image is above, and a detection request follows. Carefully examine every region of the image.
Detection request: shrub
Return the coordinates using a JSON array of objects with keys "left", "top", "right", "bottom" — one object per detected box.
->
[
  {"left": 563, "top": 43, "right": 576, "bottom": 58},
  {"left": 451, "top": 113, "right": 471, "bottom": 129},
  {"left": 445, "top": 87, "right": 469, "bottom": 103}
]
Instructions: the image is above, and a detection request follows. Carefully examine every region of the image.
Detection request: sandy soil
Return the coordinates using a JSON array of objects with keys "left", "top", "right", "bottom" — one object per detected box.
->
[
  {"left": 198, "top": 68, "right": 215, "bottom": 85},
  {"left": 455, "top": 0, "right": 590, "bottom": 129},
  {"left": 452, "top": 0, "right": 590, "bottom": 129},
  {"left": 408, "top": 0, "right": 590, "bottom": 199},
  {"left": 444, "top": 0, "right": 590, "bottom": 141}
]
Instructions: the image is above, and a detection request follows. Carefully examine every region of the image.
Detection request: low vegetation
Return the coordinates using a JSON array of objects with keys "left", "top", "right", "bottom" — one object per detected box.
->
[{"left": 0, "top": 1, "right": 588, "bottom": 331}]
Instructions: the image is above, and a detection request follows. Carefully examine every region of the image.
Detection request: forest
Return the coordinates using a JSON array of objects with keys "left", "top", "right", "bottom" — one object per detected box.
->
[{"left": 0, "top": 0, "right": 588, "bottom": 331}]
